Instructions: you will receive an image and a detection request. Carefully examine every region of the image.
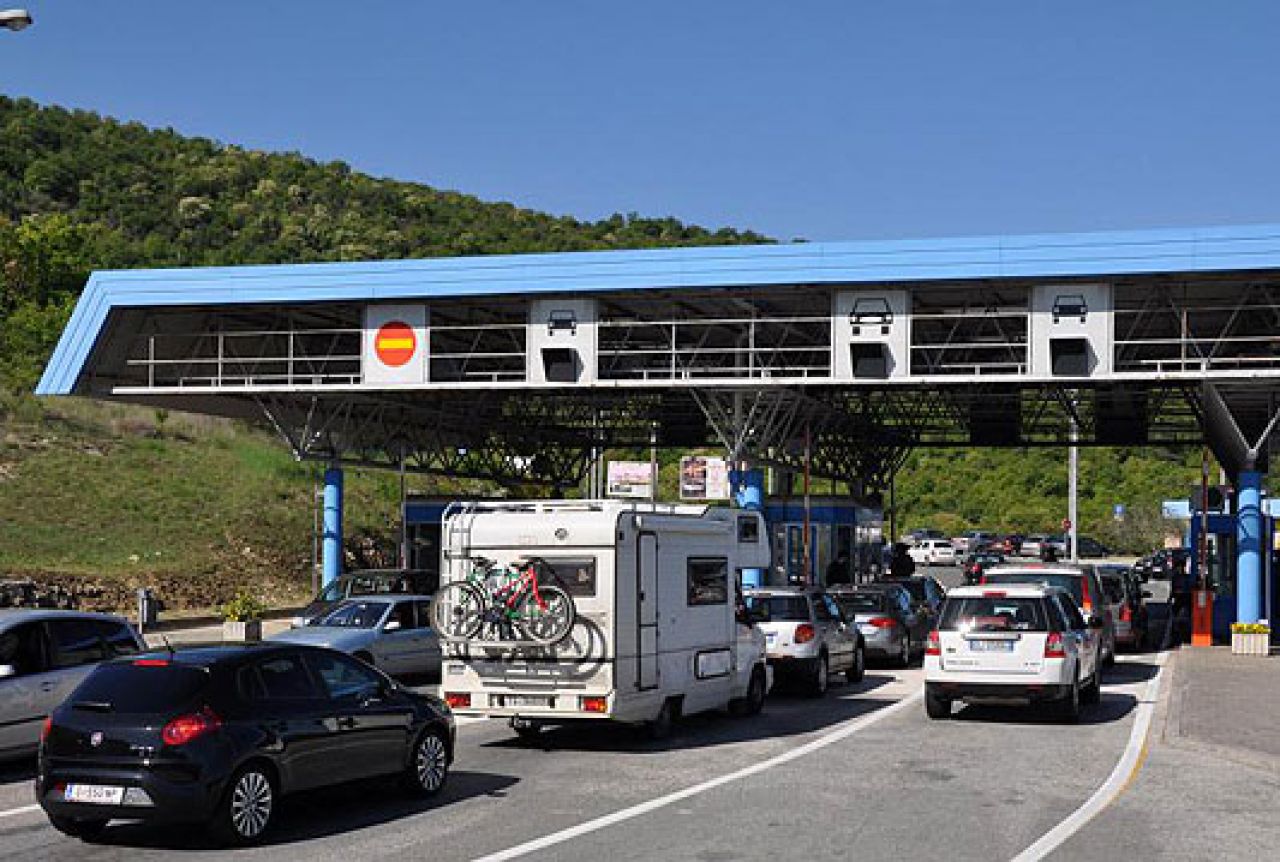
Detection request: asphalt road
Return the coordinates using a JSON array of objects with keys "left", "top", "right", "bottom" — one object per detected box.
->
[{"left": 0, "top": 566, "right": 1169, "bottom": 862}]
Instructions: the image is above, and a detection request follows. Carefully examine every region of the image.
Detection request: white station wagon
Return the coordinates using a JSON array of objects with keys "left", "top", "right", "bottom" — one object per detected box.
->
[{"left": 923, "top": 583, "right": 1102, "bottom": 722}]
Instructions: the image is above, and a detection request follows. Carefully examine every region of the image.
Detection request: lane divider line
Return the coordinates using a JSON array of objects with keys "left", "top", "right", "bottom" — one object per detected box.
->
[
  {"left": 0, "top": 803, "right": 41, "bottom": 821},
  {"left": 472, "top": 689, "right": 923, "bottom": 862},
  {"left": 1010, "top": 647, "right": 1171, "bottom": 862}
]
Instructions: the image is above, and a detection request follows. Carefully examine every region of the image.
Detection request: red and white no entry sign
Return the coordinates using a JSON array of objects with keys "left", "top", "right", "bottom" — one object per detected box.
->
[
  {"left": 374, "top": 321, "right": 416, "bottom": 367},
  {"left": 1061, "top": 518, "right": 1072, "bottom": 531}
]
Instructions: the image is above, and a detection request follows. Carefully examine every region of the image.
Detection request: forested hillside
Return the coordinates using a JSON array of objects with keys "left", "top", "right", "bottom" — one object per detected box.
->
[{"left": 0, "top": 96, "right": 1202, "bottom": 609}]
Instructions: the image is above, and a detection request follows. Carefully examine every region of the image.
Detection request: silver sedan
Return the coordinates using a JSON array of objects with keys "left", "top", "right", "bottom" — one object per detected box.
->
[{"left": 270, "top": 594, "right": 441, "bottom": 680}]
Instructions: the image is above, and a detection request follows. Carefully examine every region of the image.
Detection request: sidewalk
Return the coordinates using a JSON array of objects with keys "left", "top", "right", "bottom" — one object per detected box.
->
[{"left": 1164, "top": 645, "right": 1280, "bottom": 772}]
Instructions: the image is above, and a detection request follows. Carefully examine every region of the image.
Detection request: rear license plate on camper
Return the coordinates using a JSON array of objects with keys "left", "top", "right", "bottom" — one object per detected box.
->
[{"left": 504, "top": 694, "right": 552, "bottom": 708}]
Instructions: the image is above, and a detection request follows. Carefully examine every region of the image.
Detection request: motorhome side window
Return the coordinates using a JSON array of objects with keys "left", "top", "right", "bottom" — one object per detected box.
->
[
  {"left": 531, "top": 557, "right": 597, "bottom": 597},
  {"left": 687, "top": 557, "right": 729, "bottom": 606},
  {"left": 737, "top": 515, "right": 760, "bottom": 543}
]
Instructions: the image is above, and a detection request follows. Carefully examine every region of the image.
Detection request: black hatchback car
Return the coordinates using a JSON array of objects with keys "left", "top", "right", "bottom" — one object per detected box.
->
[{"left": 37, "top": 643, "right": 455, "bottom": 845}]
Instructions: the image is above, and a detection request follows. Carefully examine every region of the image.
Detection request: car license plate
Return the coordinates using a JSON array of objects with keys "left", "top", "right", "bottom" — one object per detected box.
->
[
  {"left": 64, "top": 784, "right": 125, "bottom": 805},
  {"left": 968, "top": 639, "right": 1014, "bottom": 652},
  {"left": 504, "top": 694, "right": 551, "bottom": 708}
]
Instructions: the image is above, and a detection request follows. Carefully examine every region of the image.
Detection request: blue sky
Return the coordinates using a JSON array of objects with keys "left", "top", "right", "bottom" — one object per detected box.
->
[{"left": 3, "top": 1, "right": 1279, "bottom": 241}]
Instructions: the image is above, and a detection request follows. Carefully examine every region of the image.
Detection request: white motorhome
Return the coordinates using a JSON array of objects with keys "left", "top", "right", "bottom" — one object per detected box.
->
[{"left": 437, "top": 500, "right": 772, "bottom": 737}]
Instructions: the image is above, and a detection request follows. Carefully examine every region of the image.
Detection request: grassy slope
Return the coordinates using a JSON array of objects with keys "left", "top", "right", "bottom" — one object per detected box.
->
[{"left": 0, "top": 395, "right": 406, "bottom": 610}]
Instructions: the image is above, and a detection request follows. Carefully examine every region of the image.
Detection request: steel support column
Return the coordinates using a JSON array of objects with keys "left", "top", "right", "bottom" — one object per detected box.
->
[
  {"left": 1237, "top": 470, "right": 1264, "bottom": 624},
  {"left": 322, "top": 465, "right": 344, "bottom": 587}
]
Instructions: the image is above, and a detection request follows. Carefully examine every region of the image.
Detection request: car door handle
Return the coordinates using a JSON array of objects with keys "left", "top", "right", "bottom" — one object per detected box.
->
[
  {"left": 40, "top": 681, "right": 58, "bottom": 691},
  {"left": 336, "top": 716, "right": 356, "bottom": 730}
]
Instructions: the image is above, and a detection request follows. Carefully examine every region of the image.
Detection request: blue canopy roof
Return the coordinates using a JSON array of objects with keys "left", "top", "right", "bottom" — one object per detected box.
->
[{"left": 36, "top": 221, "right": 1280, "bottom": 395}]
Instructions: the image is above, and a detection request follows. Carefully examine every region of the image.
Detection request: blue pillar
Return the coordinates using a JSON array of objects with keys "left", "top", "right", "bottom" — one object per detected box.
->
[
  {"left": 1237, "top": 470, "right": 1263, "bottom": 624},
  {"left": 732, "top": 468, "right": 766, "bottom": 588},
  {"left": 322, "top": 466, "right": 344, "bottom": 588}
]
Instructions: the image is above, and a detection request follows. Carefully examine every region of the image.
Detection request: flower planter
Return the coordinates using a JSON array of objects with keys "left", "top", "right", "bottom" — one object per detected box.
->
[
  {"left": 1230, "top": 631, "right": 1270, "bottom": 656},
  {"left": 222, "top": 619, "right": 262, "bottom": 643}
]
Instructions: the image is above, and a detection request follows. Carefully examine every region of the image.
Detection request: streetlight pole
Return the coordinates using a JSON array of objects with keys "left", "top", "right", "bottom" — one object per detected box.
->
[{"left": 0, "top": 9, "right": 33, "bottom": 31}]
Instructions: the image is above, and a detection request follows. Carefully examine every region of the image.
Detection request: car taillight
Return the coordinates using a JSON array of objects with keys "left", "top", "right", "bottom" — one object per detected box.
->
[
  {"left": 161, "top": 706, "right": 222, "bottom": 747},
  {"left": 979, "top": 575, "right": 987, "bottom": 585},
  {"left": 40, "top": 716, "right": 52, "bottom": 743},
  {"left": 133, "top": 658, "right": 170, "bottom": 667},
  {"left": 925, "top": 630, "right": 941, "bottom": 656},
  {"left": 1044, "top": 633, "right": 1066, "bottom": 658},
  {"left": 444, "top": 692, "right": 471, "bottom": 709},
  {"left": 1081, "top": 579, "right": 1093, "bottom": 613},
  {"left": 1120, "top": 604, "right": 1133, "bottom": 622},
  {"left": 795, "top": 624, "right": 816, "bottom": 644},
  {"left": 868, "top": 617, "right": 897, "bottom": 628},
  {"left": 580, "top": 696, "right": 608, "bottom": 713}
]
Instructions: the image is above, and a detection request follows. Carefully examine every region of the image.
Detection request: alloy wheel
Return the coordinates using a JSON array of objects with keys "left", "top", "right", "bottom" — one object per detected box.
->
[
  {"left": 416, "top": 732, "right": 449, "bottom": 793},
  {"left": 230, "top": 770, "right": 273, "bottom": 839}
]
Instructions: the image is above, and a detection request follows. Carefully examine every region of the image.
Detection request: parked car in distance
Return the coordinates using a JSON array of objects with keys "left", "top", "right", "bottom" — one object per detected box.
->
[
  {"left": 294, "top": 568, "right": 437, "bottom": 627},
  {"left": 980, "top": 564, "right": 1116, "bottom": 667},
  {"left": 951, "top": 531, "right": 996, "bottom": 555},
  {"left": 963, "top": 551, "right": 1006, "bottom": 585},
  {"left": 1144, "top": 548, "right": 1190, "bottom": 581},
  {"left": 0, "top": 610, "right": 145, "bottom": 761},
  {"left": 1097, "top": 565, "right": 1151, "bottom": 651},
  {"left": 1019, "top": 535, "right": 1048, "bottom": 559},
  {"left": 38, "top": 644, "right": 455, "bottom": 845},
  {"left": 902, "top": 528, "right": 948, "bottom": 547},
  {"left": 924, "top": 583, "right": 1103, "bottom": 722},
  {"left": 909, "top": 539, "right": 958, "bottom": 566},
  {"left": 1073, "top": 536, "right": 1113, "bottom": 559},
  {"left": 1000, "top": 534, "right": 1025, "bottom": 556},
  {"left": 831, "top": 583, "right": 921, "bottom": 667},
  {"left": 744, "top": 587, "right": 864, "bottom": 695},
  {"left": 270, "top": 595, "right": 441, "bottom": 681}
]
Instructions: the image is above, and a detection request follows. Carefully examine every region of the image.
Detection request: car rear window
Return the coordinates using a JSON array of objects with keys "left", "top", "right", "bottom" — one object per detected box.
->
[
  {"left": 70, "top": 662, "right": 209, "bottom": 713},
  {"left": 940, "top": 597, "right": 1050, "bottom": 632},
  {"left": 744, "top": 595, "right": 809, "bottom": 622},
  {"left": 1100, "top": 576, "right": 1126, "bottom": 603},
  {"left": 983, "top": 573, "right": 1083, "bottom": 606},
  {"left": 834, "top": 593, "right": 884, "bottom": 614}
]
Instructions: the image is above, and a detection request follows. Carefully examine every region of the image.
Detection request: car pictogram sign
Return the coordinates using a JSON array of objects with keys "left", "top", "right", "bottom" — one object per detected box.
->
[{"left": 374, "top": 321, "right": 417, "bottom": 367}]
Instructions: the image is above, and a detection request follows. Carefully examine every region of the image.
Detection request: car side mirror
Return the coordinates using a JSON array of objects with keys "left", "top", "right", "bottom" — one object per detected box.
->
[
  {"left": 1088, "top": 616, "right": 1105, "bottom": 630},
  {"left": 0, "top": 664, "right": 15, "bottom": 679},
  {"left": 383, "top": 620, "right": 402, "bottom": 632}
]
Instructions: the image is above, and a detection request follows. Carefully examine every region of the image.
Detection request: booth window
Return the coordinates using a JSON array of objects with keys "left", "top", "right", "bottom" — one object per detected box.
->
[
  {"left": 737, "top": 515, "right": 760, "bottom": 543},
  {"left": 688, "top": 557, "right": 729, "bottom": 606}
]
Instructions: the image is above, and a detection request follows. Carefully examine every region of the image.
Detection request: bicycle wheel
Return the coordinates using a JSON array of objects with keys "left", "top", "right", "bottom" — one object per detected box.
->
[
  {"left": 511, "top": 584, "right": 576, "bottom": 645},
  {"left": 431, "top": 581, "right": 485, "bottom": 640}
]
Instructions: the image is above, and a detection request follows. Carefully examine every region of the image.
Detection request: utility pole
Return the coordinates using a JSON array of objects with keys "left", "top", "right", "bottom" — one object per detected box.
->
[{"left": 1068, "top": 409, "right": 1079, "bottom": 563}]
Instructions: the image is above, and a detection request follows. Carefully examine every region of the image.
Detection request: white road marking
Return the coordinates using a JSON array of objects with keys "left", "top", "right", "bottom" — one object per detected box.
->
[
  {"left": 1010, "top": 649, "right": 1171, "bottom": 862},
  {"left": 0, "top": 803, "right": 41, "bottom": 820},
  {"left": 472, "top": 689, "right": 923, "bottom": 862}
]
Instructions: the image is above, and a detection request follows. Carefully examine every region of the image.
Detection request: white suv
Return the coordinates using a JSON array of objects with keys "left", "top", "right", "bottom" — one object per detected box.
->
[
  {"left": 909, "top": 539, "right": 957, "bottom": 566},
  {"left": 923, "top": 583, "right": 1102, "bottom": 722}
]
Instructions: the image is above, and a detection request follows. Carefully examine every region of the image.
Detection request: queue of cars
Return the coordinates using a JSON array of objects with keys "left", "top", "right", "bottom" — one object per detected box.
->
[{"left": 5, "top": 552, "right": 1152, "bottom": 846}]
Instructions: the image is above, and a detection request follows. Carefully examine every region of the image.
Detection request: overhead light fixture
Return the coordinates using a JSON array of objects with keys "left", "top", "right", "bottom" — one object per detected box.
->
[{"left": 0, "top": 9, "right": 33, "bottom": 31}]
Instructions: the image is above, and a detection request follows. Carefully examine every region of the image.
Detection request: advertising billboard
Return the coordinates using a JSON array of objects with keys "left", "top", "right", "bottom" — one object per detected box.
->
[{"left": 680, "top": 456, "right": 730, "bottom": 501}]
